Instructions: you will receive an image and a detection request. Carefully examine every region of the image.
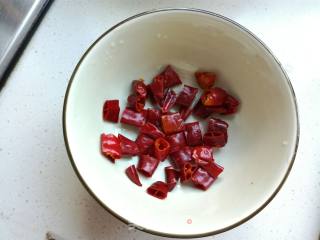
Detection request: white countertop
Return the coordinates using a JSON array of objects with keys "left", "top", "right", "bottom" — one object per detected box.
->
[{"left": 0, "top": 1, "right": 319, "bottom": 239}]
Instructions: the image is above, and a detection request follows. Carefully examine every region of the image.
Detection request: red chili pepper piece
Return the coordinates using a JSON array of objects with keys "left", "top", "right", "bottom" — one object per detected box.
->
[
  {"left": 137, "top": 155, "right": 160, "bottom": 177},
  {"left": 193, "top": 100, "right": 215, "bottom": 118},
  {"left": 207, "top": 118, "right": 229, "bottom": 132},
  {"left": 132, "top": 79, "right": 148, "bottom": 99},
  {"left": 149, "top": 75, "right": 165, "bottom": 104},
  {"left": 166, "top": 132, "right": 186, "bottom": 153},
  {"left": 125, "top": 165, "right": 142, "bottom": 186},
  {"left": 179, "top": 106, "right": 193, "bottom": 121},
  {"left": 120, "top": 108, "right": 146, "bottom": 127},
  {"left": 201, "top": 87, "right": 227, "bottom": 107},
  {"left": 185, "top": 122, "right": 202, "bottom": 146},
  {"left": 192, "top": 146, "right": 214, "bottom": 166},
  {"left": 191, "top": 167, "right": 215, "bottom": 190},
  {"left": 147, "top": 181, "right": 169, "bottom": 200},
  {"left": 135, "top": 134, "right": 154, "bottom": 155},
  {"left": 127, "top": 94, "right": 145, "bottom": 112},
  {"left": 154, "top": 137, "right": 171, "bottom": 161},
  {"left": 140, "top": 122, "right": 165, "bottom": 139},
  {"left": 222, "top": 94, "right": 240, "bottom": 115},
  {"left": 156, "top": 65, "right": 182, "bottom": 88},
  {"left": 170, "top": 146, "right": 193, "bottom": 169},
  {"left": 202, "top": 162, "right": 224, "bottom": 178},
  {"left": 195, "top": 71, "right": 216, "bottom": 89},
  {"left": 146, "top": 108, "right": 161, "bottom": 126},
  {"left": 180, "top": 163, "right": 197, "bottom": 182},
  {"left": 100, "top": 133, "right": 121, "bottom": 162},
  {"left": 175, "top": 85, "right": 198, "bottom": 107},
  {"left": 161, "top": 90, "right": 177, "bottom": 113},
  {"left": 165, "top": 166, "right": 180, "bottom": 191},
  {"left": 203, "top": 131, "right": 228, "bottom": 147},
  {"left": 103, "top": 100, "right": 120, "bottom": 122},
  {"left": 118, "top": 134, "right": 139, "bottom": 156},
  {"left": 161, "top": 113, "right": 185, "bottom": 135}
]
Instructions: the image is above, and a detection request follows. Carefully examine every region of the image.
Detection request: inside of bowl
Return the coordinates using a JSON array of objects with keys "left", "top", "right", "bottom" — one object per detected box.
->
[{"left": 65, "top": 10, "right": 298, "bottom": 237}]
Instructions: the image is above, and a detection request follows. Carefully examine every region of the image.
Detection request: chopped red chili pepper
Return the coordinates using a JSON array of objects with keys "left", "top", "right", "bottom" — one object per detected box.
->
[
  {"left": 193, "top": 100, "right": 215, "bottom": 118},
  {"left": 180, "top": 162, "right": 197, "bottom": 182},
  {"left": 135, "top": 134, "right": 154, "bottom": 155},
  {"left": 191, "top": 167, "right": 215, "bottom": 190},
  {"left": 202, "top": 162, "right": 224, "bottom": 178},
  {"left": 161, "top": 90, "right": 177, "bottom": 113},
  {"left": 146, "top": 108, "right": 161, "bottom": 126},
  {"left": 118, "top": 134, "right": 139, "bottom": 156},
  {"left": 166, "top": 132, "right": 187, "bottom": 153},
  {"left": 222, "top": 94, "right": 240, "bottom": 115},
  {"left": 127, "top": 94, "right": 145, "bottom": 112},
  {"left": 185, "top": 122, "right": 202, "bottom": 146},
  {"left": 165, "top": 166, "right": 180, "bottom": 191},
  {"left": 132, "top": 79, "right": 148, "bottom": 99},
  {"left": 203, "top": 131, "right": 228, "bottom": 147},
  {"left": 207, "top": 118, "right": 229, "bottom": 132},
  {"left": 179, "top": 106, "right": 193, "bottom": 121},
  {"left": 147, "top": 181, "right": 169, "bottom": 200},
  {"left": 201, "top": 87, "right": 227, "bottom": 107},
  {"left": 175, "top": 85, "right": 198, "bottom": 107},
  {"left": 101, "top": 133, "right": 121, "bottom": 162},
  {"left": 154, "top": 137, "right": 171, "bottom": 161},
  {"left": 140, "top": 122, "right": 165, "bottom": 139},
  {"left": 125, "top": 165, "right": 142, "bottom": 186},
  {"left": 170, "top": 146, "right": 193, "bottom": 169},
  {"left": 161, "top": 113, "right": 185, "bottom": 135},
  {"left": 192, "top": 146, "right": 214, "bottom": 166},
  {"left": 155, "top": 65, "right": 182, "bottom": 88},
  {"left": 149, "top": 75, "right": 165, "bottom": 104},
  {"left": 137, "top": 155, "right": 160, "bottom": 177},
  {"left": 195, "top": 71, "right": 216, "bottom": 89},
  {"left": 120, "top": 108, "right": 146, "bottom": 127},
  {"left": 103, "top": 100, "right": 120, "bottom": 123}
]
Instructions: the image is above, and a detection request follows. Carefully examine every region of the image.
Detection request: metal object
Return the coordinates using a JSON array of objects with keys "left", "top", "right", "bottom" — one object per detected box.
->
[{"left": 0, "top": 0, "right": 50, "bottom": 81}]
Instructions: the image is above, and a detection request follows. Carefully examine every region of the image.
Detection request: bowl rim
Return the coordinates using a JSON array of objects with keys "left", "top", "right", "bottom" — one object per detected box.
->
[{"left": 62, "top": 8, "right": 300, "bottom": 238}]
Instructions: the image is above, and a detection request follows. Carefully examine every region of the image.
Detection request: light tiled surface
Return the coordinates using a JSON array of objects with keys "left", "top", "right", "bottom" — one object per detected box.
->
[{"left": 0, "top": 1, "right": 319, "bottom": 239}]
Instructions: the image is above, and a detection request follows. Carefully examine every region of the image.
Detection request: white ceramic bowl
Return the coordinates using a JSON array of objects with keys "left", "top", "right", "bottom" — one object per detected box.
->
[{"left": 63, "top": 9, "right": 299, "bottom": 238}]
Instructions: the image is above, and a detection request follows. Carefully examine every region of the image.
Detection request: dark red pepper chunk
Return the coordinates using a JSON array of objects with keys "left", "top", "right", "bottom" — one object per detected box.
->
[
  {"left": 195, "top": 71, "right": 216, "bottom": 89},
  {"left": 165, "top": 166, "right": 180, "bottom": 191},
  {"left": 118, "top": 134, "right": 139, "bottom": 156},
  {"left": 202, "top": 162, "right": 224, "bottom": 178},
  {"left": 157, "top": 65, "right": 182, "bottom": 88},
  {"left": 149, "top": 75, "right": 165, "bottom": 104},
  {"left": 175, "top": 85, "right": 198, "bottom": 107},
  {"left": 132, "top": 79, "right": 148, "bottom": 99},
  {"left": 192, "top": 146, "right": 214, "bottom": 166},
  {"left": 207, "top": 118, "right": 229, "bottom": 132},
  {"left": 193, "top": 100, "right": 215, "bottom": 118},
  {"left": 170, "top": 146, "right": 193, "bottom": 170},
  {"left": 101, "top": 133, "right": 121, "bottom": 162},
  {"left": 137, "top": 155, "right": 159, "bottom": 177},
  {"left": 140, "top": 122, "right": 165, "bottom": 139},
  {"left": 154, "top": 137, "right": 171, "bottom": 161},
  {"left": 185, "top": 122, "right": 202, "bottom": 146},
  {"left": 191, "top": 167, "right": 215, "bottom": 190},
  {"left": 203, "top": 131, "right": 228, "bottom": 148},
  {"left": 222, "top": 94, "right": 240, "bottom": 115},
  {"left": 161, "top": 113, "right": 185, "bottom": 135},
  {"left": 120, "top": 108, "right": 146, "bottom": 127},
  {"left": 125, "top": 165, "right": 142, "bottom": 186},
  {"left": 135, "top": 134, "right": 154, "bottom": 155},
  {"left": 146, "top": 108, "right": 161, "bottom": 126},
  {"left": 166, "top": 132, "right": 186, "bottom": 153},
  {"left": 161, "top": 90, "right": 177, "bottom": 113},
  {"left": 103, "top": 100, "right": 120, "bottom": 123},
  {"left": 127, "top": 94, "right": 145, "bottom": 112},
  {"left": 180, "top": 163, "right": 197, "bottom": 182},
  {"left": 147, "top": 181, "right": 169, "bottom": 200},
  {"left": 201, "top": 87, "right": 227, "bottom": 107},
  {"left": 179, "top": 106, "right": 193, "bottom": 121}
]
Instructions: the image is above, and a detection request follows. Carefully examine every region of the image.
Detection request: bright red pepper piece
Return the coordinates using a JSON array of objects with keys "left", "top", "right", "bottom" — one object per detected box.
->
[
  {"left": 161, "top": 113, "right": 185, "bottom": 135},
  {"left": 140, "top": 122, "right": 165, "bottom": 139},
  {"left": 191, "top": 167, "right": 215, "bottom": 190},
  {"left": 207, "top": 118, "right": 229, "bottom": 132},
  {"left": 202, "top": 162, "right": 224, "bottom": 178},
  {"left": 157, "top": 65, "right": 182, "bottom": 88},
  {"left": 161, "top": 89, "right": 177, "bottom": 113},
  {"left": 149, "top": 75, "right": 165, "bottom": 104},
  {"left": 147, "top": 181, "right": 169, "bottom": 200},
  {"left": 154, "top": 137, "right": 171, "bottom": 161},
  {"left": 180, "top": 162, "right": 198, "bottom": 182},
  {"left": 201, "top": 87, "right": 227, "bottom": 107},
  {"left": 203, "top": 131, "right": 228, "bottom": 147},
  {"left": 132, "top": 79, "right": 148, "bottom": 99},
  {"left": 170, "top": 146, "right": 193, "bottom": 169},
  {"left": 192, "top": 146, "right": 214, "bottom": 166},
  {"left": 137, "top": 155, "right": 159, "bottom": 177},
  {"left": 175, "top": 85, "right": 198, "bottom": 107},
  {"left": 185, "top": 122, "right": 202, "bottom": 146},
  {"left": 165, "top": 166, "right": 180, "bottom": 191},
  {"left": 127, "top": 94, "right": 145, "bottom": 112},
  {"left": 193, "top": 100, "right": 215, "bottom": 118},
  {"left": 103, "top": 100, "right": 120, "bottom": 123},
  {"left": 125, "top": 165, "right": 142, "bottom": 186},
  {"left": 146, "top": 108, "right": 161, "bottom": 126},
  {"left": 100, "top": 133, "right": 121, "bottom": 162},
  {"left": 118, "top": 134, "right": 139, "bottom": 156},
  {"left": 179, "top": 106, "right": 193, "bottom": 121},
  {"left": 195, "top": 71, "right": 216, "bottom": 89},
  {"left": 166, "top": 132, "right": 187, "bottom": 153},
  {"left": 135, "top": 134, "right": 154, "bottom": 155},
  {"left": 120, "top": 108, "right": 146, "bottom": 127}
]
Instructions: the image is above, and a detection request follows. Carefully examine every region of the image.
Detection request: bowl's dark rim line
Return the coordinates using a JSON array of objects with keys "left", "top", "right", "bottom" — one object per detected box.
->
[{"left": 62, "top": 8, "right": 300, "bottom": 239}]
